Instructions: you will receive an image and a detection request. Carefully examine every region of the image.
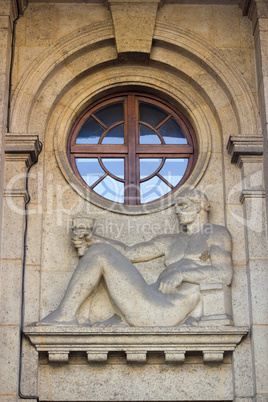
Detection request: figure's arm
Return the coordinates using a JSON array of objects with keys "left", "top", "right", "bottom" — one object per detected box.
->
[
  {"left": 72, "top": 227, "right": 171, "bottom": 263},
  {"left": 158, "top": 226, "right": 233, "bottom": 294}
]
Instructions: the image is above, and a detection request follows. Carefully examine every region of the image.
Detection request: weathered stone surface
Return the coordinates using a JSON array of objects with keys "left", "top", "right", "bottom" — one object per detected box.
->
[
  {"left": 227, "top": 136, "right": 263, "bottom": 165},
  {"left": 109, "top": 1, "right": 159, "bottom": 54},
  {"left": 1, "top": 1, "right": 268, "bottom": 400},
  {"left": 38, "top": 358, "right": 233, "bottom": 401},
  {"left": 24, "top": 325, "right": 248, "bottom": 365}
]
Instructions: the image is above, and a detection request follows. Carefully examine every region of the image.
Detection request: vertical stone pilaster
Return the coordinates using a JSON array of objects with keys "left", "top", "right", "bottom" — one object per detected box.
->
[
  {"left": 240, "top": 0, "right": 268, "bottom": 226},
  {"left": 0, "top": 135, "right": 41, "bottom": 400},
  {"left": 238, "top": 2, "right": 268, "bottom": 399},
  {"left": 227, "top": 135, "right": 268, "bottom": 401},
  {"left": 0, "top": 0, "right": 17, "bottom": 269}
]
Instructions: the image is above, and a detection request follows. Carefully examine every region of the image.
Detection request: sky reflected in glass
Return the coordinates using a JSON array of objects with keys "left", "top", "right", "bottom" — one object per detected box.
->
[
  {"left": 76, "top": 117, "right": 104, "bottom": 144},
  {"left": 76, "top": 158, "right": 104, "bottom": 186},
  {"left": 140, "top": 176, "right": 170, "bottom": 203},
  {"left": 102, "top": 158, "right": 124, "bottom": 179},
  {"left": 159, "top": 118, "right": 187, "bottom": 144},
  {"left": 102, "top": 124, "right": 124, "bottom": 144},
  {"left": 159, "top": 159, "right": 188, "bottom": 187},
  {"left": 95, "top": 102, "right": 124, "bottom": 127},
  {"left": 94, "top": 176, "right": 124, "bottom": 203}
]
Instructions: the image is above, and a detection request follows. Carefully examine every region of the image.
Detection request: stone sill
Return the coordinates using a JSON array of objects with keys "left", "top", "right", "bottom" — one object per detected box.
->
[{"left": 24, "top": 325, "right": 248, "bottom": 364}]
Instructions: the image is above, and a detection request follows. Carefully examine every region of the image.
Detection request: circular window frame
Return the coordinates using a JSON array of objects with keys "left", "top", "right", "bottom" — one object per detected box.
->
[{"left": 67, "top": 92, "right": 198, "bottom": 210}]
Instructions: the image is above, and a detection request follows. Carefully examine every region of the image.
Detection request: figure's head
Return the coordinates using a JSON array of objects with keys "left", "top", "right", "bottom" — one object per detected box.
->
[{"left": 175, "top": 190, "right": 210, "bottom": 225}]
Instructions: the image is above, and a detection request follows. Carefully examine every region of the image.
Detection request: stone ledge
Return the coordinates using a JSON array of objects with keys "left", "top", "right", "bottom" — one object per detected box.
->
[
  {"left": 240, "top": 189, "right": 266, "bottom": 203},
  {"left": 5, "top": 134, "right": 42, "bottom": 169},
  {"left": 24, "top": 325, "right": 248, "bottom": 364},
  {"left": 227, "top": 136, "right": 263, "bottom": 166},
  {"left": 3, "top": 189, "right": 29, "bottom": 203}
]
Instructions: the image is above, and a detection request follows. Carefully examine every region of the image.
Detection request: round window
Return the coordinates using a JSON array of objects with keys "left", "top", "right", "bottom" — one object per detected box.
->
[{"left": 68, "top": 93, "right": 198, "bottom": 205}]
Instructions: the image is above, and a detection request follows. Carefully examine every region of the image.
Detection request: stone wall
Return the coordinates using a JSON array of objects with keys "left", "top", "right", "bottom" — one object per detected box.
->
[{"left": 0, "top": 0, "right": 267, "bottom": 400}]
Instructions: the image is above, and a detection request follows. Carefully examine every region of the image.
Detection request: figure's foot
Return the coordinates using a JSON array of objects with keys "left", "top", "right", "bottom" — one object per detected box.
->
[
  {"left": 35, "top": 308, "right": 78, "bottom": 326},
  {"left": 181, "top": 316, "right": 199, "bottom": 326},
  {"left": 91, "top": 314, "right": 128, "bottom": 327}
]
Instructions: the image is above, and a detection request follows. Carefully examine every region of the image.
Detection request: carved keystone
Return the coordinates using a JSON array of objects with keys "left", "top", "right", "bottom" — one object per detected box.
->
[{"left": 107, "top": 0, "right": 161, "bottom": 54}]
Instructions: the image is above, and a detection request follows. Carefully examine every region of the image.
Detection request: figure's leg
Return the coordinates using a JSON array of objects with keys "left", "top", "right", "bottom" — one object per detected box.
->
[
  {"left": 39, "top": 243, "right": 152, "bottom": 325},
  {"left": 89, "top": 244, "right": 201, "bottom": 326},
  {"left": 39, "top": 245, "right": 105, "bottom": 324},
  {"left": 39, "top": 243, "right": 200, "bottom": 327}
]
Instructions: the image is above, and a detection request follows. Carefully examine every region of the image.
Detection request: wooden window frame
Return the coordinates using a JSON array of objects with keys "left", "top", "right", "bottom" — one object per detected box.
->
[{"left": 68, "top": 92, "right": 198, "bottom": 205}]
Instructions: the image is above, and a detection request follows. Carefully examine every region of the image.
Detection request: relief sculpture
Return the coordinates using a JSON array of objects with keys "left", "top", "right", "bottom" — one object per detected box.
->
[{"left": 39, "top": 190, "right": 233, "bottom": 327}]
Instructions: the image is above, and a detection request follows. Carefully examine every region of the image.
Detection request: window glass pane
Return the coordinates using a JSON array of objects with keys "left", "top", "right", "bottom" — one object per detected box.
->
[
  {"left": 159, "top": 159, "right": 188, "bottom": 187},
  {"left": 140, "top": 176, "right": 170, "bottom": 203},
  {"left": 76, "top": 117, "right": 105, "bottom": 144},
  {"left": 139, "top": 124, "right": 161, "bottom": 144},
  {"left": 102, "top": 158, "right": 124, "bottom": 179},
  {"left": 95, "top": 102, "right": 124, "bottom": 127},
  {"left": 102, "top": 124, "right": 124, "bottom": 144},
  {"left": 158, "top": 118, "right": 187, "bottom": 144},
  {"left": 140, "top": 158, "right": 162, "bottom": 179},
  {"left": 94, "top": 176, "right": 124, "bottom": 203},
  {"left": 139, "top": 102, "right": 168, "bottom": 127},
  {"left": 76, "top": 158, "right": 105, "bottom": 186}
]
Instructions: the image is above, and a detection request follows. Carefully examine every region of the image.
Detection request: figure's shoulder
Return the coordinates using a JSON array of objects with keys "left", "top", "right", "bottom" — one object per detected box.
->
[
  {"left": 207, "top": 224, "right": 232, "bottom": 248},
  {"left": 209, "top": 223, "right": 231, "bottom": 236}
]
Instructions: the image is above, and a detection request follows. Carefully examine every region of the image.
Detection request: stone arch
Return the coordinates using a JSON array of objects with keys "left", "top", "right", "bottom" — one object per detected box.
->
[
  {"left": 10, "top": 21, "right": 259, "bottom": 138},
  {"left": 9, "top": 20, "right": 260, "bottom": 215}
]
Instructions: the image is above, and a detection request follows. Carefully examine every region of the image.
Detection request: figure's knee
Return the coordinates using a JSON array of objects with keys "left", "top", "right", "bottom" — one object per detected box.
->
[{"left": 83, "top": 242, "right": 118, "bottom": 260}]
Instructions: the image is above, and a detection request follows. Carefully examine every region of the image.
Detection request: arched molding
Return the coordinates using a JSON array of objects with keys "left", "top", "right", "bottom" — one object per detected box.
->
[
  {"left": 10, "top": 21, "right": 259, "bottom": 138},
  {"left": 10, "top": 21, "right": 115, "bottom": 133},
  {"left": 49, "top": 65, "right": 216, "bottom": 214},
  {"left": 153, "top": 23, "right": 260, "bottom": 137},
  {"left": 9, "top": 20, "right": 261, "bottom": 213}
]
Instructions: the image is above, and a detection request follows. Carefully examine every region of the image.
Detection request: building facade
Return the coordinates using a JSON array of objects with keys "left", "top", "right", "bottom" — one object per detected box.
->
[{"left": 0, "top": 0, "right": 268, "bottom": 400}]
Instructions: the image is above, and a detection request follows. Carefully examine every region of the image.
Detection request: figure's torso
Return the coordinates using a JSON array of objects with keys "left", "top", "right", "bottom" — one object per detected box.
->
[{"left": 164, "top": 231, "right": 210, "bottom": 267}]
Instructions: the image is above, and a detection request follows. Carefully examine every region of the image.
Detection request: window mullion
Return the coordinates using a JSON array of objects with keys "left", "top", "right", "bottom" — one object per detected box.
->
[{"left": 126, "top": 95, "right": 139, "bottom": 205}]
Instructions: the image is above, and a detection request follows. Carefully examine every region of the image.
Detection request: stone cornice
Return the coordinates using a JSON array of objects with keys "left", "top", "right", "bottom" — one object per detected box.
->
[
  {"left": 239, "top": 0, "right": 268, "bottom": 32},
  {"left": 9, "top": 0, "right": 28, "bottom": 20},
  {"left": 5, "top": 134, "right": 42, "bottom": 169},
  {"left": 239, "top": 0, "right": 252, "bottom": 16},
  {"left": 17, "top": 0, "right": 27, "bottom": 16},
  {"left": 24, "top": 325, "right": 248, "bottom": 364},
  {"left": 240, "top": 189, "right": 266, "bottom": 203},
  {"left": 227, "top": 135, "right": 263, "bottom": 166},
  {"left": 3, "top": 188, "right": 30, "bottom": 203}
]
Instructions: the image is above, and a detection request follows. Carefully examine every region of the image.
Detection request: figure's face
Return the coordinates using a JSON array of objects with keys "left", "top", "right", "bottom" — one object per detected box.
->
[{"left": 175, "top": 197, "right": 200, "bottom": 225}]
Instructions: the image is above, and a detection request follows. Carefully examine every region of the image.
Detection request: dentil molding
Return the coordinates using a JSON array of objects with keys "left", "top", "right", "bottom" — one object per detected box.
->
[{"left": 24, "top": 325, "right": 248, "bottom": 364}]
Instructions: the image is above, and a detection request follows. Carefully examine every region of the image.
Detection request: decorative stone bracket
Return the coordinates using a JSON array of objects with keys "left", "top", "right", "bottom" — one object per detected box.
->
[
  {"left": 5, "top": 134, "right": 42, "bottom": 169},
  {"left": 227, "top": 135, "right": 263, "bottom": 166},
  {"left": 24, "top": 325, "right": 248, "bottom": 364}
]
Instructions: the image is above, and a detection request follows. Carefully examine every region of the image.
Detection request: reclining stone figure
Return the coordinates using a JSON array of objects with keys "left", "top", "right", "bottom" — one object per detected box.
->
[{"left": 39, "top": 190, "right": 233, "bottom": 327}]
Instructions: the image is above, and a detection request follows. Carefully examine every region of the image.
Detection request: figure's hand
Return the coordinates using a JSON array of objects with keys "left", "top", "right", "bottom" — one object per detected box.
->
[
  {"left": 158, "top": 270, "right": 183, "bottom": 294},
  {"left": 71, "top": 235, "right": 84, "bottom": 249},
  {"left": 72, "top": 229, "right": 93, "bottom": 256}
]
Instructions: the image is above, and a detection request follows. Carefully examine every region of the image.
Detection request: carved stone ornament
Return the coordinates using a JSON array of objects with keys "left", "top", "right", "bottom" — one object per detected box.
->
[{"left": 25, "top": 190, "right": 248, "bottom": 363}]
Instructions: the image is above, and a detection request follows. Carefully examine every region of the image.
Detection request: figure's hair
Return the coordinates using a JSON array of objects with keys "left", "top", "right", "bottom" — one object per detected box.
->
[{"left": 177, "top": 190, "right": 211, "bottom": 212}]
